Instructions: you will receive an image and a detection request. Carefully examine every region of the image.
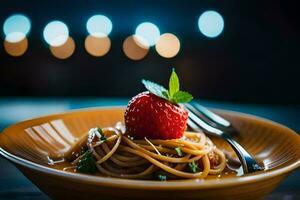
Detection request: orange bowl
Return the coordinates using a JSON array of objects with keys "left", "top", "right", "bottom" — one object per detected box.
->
[{"left": 0, "top": 107, "right": 299, "bottom": 200}]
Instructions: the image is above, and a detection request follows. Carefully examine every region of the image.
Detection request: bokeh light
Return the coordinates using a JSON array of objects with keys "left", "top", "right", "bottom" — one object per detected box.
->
[
  {"left": 155, "top": 33, "right": 180, "bottom": 58},
  {"left": 86, "top": 15, "right": 112, "bottom": 37},
  {"left": 3, "top": 14, "right": 31, "bottom": 43},
  {"left": 50, "top": 36, "right": 75, "bottom": 59},
  {"left": 135, "top": 22, "right": 160, "bottom": 47},
  {"left": 4, "top": 36, "right": 28, "bottom": 56},
  {"left": 198, "top": 10, "right": 224, "bottom": 38},
  {"left": 5, "top": 32, "right": 26, "bottom": 43},
  {"left": 85, "top": 35, "right": 111, "bottom": 57},
  {"left": 123, "top": 35, "right": 149, "bottom": 60},
  {"left": 43, "top": 21, "right": 69, "bottom": 47}
]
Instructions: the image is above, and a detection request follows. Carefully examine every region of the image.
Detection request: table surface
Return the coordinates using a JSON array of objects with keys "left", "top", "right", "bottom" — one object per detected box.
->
[{"left": 0, "top": 98, "right": 299, "bottom": 200}]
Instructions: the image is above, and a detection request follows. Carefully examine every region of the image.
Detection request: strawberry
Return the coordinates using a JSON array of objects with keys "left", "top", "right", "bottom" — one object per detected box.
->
[{"left": 124, "top": 69, "right": 193, "bottom": 139}]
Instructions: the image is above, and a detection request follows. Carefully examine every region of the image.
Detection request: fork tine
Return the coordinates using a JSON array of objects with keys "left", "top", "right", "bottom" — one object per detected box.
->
[
  {"left": 187, "top": 119, "right": 201, "bottom": 132},
  {"left": 185, "top": 103, "right": 238, "bottom": 136},
  {"left": 191, "top": 102, "right": 231, "bottom": 128},
  {"left": 185, "top": 104, "right": 223, "bottom": 136},
  {"left": 184, "top": 103, "right": 218, "bottom": 128},
  {"left": 185, "top": 103, "right": 263, "bottom": 174}
]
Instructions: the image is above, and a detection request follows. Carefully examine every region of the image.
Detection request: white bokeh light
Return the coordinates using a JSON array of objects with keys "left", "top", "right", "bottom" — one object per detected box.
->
[
  {"left": 86, "top": 15, "right": 113, "bottom": 37},
  {"left": 198, "top": 11, "right": 224, "bottom": 38},
  {"left": 135, "top": 22, "right": 160, "bottom": 47},
  {"left": 3, "top": 14, "right": 31, "bottom": 43},
  {"left": 43, "top": 21, "right": 69, "bottom": 47}
]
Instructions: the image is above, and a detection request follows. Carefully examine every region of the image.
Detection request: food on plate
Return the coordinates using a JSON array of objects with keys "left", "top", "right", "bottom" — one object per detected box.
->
[{"left": 65, "top": 69, "right": 227, "bottom": 180}]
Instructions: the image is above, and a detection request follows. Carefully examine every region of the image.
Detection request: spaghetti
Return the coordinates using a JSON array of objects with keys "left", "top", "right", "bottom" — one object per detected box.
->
[{"left": 68, "top": 122, "right": 227, "bottom": 180}]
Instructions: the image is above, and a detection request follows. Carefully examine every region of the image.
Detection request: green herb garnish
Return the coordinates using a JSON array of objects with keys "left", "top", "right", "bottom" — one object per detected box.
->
[
  {"left": 79, "top": 146, "right": 88, "bottom": 156},
  {"left": 188, "top": 161, "right": 199, "bottom": 173},
  {"left": 96, "top": 127, "right": 103, "bottom": 133},
  {"left": 97, "top": 127, "right": 107, "bottom": 141},
  {"left": 175, "top": 147, "right": 183, "bottom": 157},
  {"left": 142, "top": 68, "right": 193, "bottom": 104},
  {"left": 158, "top": 174, "right": 168, "bottom": 181},
  {"left": 76, "top": 150, "right": 97, "bottom": 174},
  {"left": 101, "top": 135, "right": 107, "bottom": 141}
]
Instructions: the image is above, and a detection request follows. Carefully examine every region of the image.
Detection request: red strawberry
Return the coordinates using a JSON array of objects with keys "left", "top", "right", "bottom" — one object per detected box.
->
[
  {"left": 124, "top": 69, "right": 193, "bottom": 140},
  {"left": 125, "top": 91, "right": 188, "bottom": 139}
]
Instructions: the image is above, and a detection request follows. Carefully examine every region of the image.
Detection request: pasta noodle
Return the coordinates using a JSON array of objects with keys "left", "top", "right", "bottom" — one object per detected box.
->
[{"left": 68, "top": 123, "right": 227, "bottom": 180}]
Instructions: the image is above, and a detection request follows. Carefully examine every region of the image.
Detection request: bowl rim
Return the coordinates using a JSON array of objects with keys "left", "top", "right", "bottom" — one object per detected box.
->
[{"left": 0, "top": 106, "right": 299, "bottom": 190}]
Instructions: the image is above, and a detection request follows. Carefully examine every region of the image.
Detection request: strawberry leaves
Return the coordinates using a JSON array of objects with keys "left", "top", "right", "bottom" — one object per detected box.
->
[
  {"left": 172, "top": 91, "right": 193, "bottom": 103},
  {"left": 141, "top": 79, "right": 168, "bottom": 100},
  {"left": 142, "top": 68, "right": 193, "bottom": 104},
  {"left": 169, "top": 69, "right": 180, "bottom": 97},
  {"left": 168, "top": 68, "right": 193, "bottom": 103}
]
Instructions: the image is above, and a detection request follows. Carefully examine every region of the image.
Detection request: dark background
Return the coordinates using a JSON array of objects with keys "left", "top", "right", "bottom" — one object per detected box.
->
[
  {"left": 0, "top": 0, "right": 299, "bottom": 104},
  {"left": 0, "top": 2, "right": 299, "bottom": 199}
]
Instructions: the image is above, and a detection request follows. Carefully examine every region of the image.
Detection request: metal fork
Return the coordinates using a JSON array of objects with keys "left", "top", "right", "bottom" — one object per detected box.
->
[{"left": 184, "top": 102, "right": 263, "bottom": 174}]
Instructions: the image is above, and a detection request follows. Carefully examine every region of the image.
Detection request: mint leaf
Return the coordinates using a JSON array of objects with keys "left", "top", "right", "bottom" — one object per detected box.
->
[
  {"left": 141, "top": 69, "right": 193, "bottom": 104},
  {"left": 169, "top": 68, "right": 180, "bottom": 98},
  {"left": 171, "top": 91, "right": 193, "bottom": 103},
  {"left": 162, "top": 91, "right": 169, "bottom": 99},
  {"left": 142, "top": 79, "right": 168, "bottom": 100}
]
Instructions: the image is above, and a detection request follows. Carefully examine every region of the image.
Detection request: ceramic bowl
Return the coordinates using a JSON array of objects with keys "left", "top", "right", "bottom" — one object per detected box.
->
[{"left": 0, "top": 107, "right": 299, "bottom": 200}]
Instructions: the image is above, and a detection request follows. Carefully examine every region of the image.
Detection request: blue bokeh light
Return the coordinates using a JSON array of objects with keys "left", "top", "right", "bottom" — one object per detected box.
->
[
  {"left": 43, "top": 21, "right": 69, "bottom": 47},
  {"left": 3, "top": 14, "right": 31, "bottom": 43},
  {"left": 135, "top": 22, "right": 160, "bottom": 47},
  {"left": 86, "top": 15, "right": 112, "bottom": 37},
  {"left": 198, "top": 11, "right": 224, "bottom": 38}
]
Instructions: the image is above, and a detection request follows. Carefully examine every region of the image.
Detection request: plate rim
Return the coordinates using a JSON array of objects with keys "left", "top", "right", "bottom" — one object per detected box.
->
[{"left": 0, "top": 106, "right": 300, "bottom": 190}]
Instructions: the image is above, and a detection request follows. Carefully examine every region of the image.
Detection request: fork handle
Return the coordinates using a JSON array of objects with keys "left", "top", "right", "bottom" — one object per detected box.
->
[
  {"left": 221, "top": 133, "right": 259, "bottom": 173},
  {"left": 187, "top": 118, "right": 263, "bottom": 173}
]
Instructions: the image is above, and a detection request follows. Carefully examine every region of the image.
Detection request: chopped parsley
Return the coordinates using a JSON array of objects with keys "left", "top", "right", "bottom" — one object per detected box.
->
[
  {"left": 175, "top": 147, "right": 183, "bottom": 157},
  {"left": 97, "top": 127, "right": 107, "bottom": 141},
  {"left": 100, "top": 135, "right": 107, "bottom": 141},
  {"left": 76, "top": 150, "right": 97, "bottom": 174},
  {"left": 157, "top": 174, "right": 168, "bottom": 181},
  {"left": 79, "top": 146, "right": 88, "bottom": 156},
  {"left": 188, "top": 161, "right": 199, "bottom": 173}
]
